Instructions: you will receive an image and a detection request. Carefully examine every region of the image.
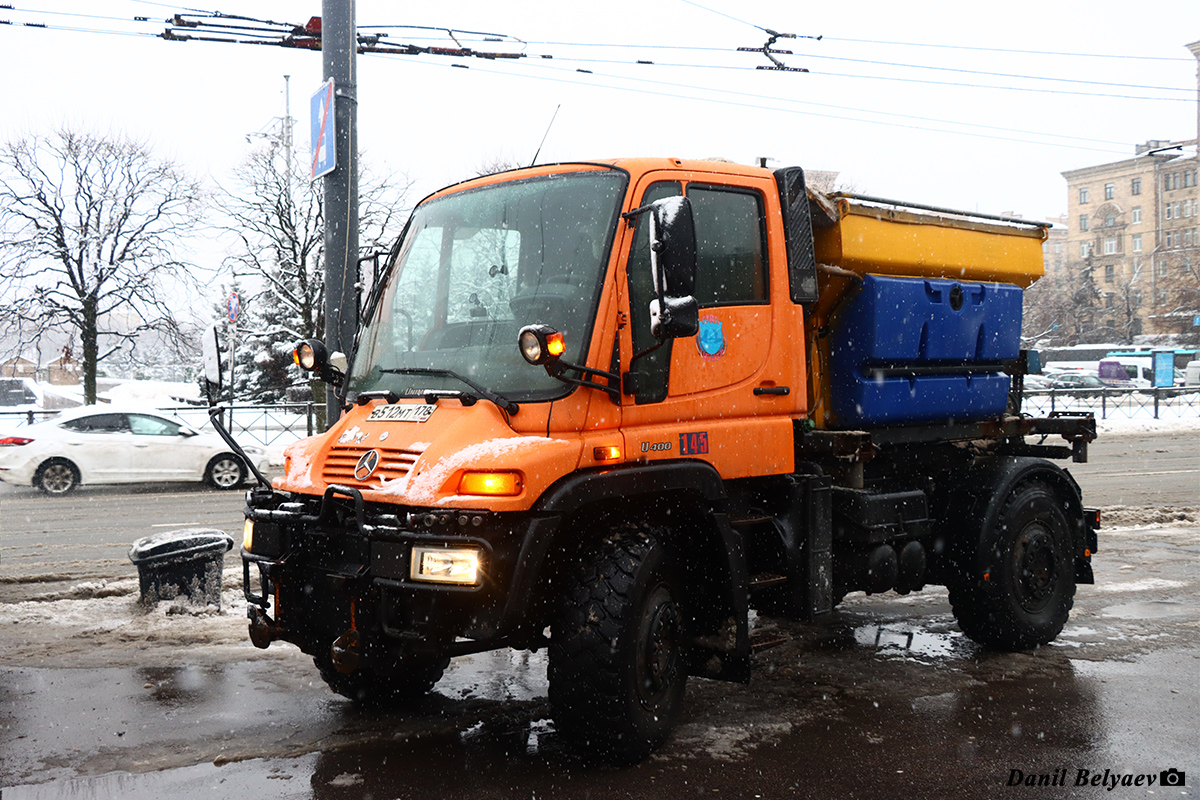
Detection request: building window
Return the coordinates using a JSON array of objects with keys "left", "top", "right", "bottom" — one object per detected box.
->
[
  {"left": 1104, "top": 237, "right": 1118, "bottom": 255},
  {"left": 1186, "top": 171, "right": 1193, "bottom": 189},
  {"left": 1104, "top": 292, "right": 1115, "bottom": 308},
  {"left": 1054, "top": 242, "right": 1062, "bottom": 254},
  {"left": 1131, "top": 290, "right": 1142, "bottom": 308},
  {"left": 1079, "top": 214, "right": 1089, "bottom": 231},
  {"left": 1131, "top": 177, "right": 1142, "bottom": 195},
  {"left": 1105, "top": 213, "right": 1116, "bottom": 227},
  {"left": 1176, "top": 201, "right": 1183, "bottom": 218},
  {"left": 1166, "top": 204, "right": 1174, "bottom": 220},
  {"left": 1079, "top": 187, "right": 1089, "bottom": 204},
  {"left": 1132, "top": 206, "right": 1142, "bottom": 224},
  {"left": 1104, "top": 264, "right": 1115, "bottom": 282},
  {"left": 1103, "top": 183, "right": 1114, "bottom": 200},
  {"left": 1165, "top": 231, "right": 1173, "bottom": 247},
  {"left": 1081, "top": 242, "right": 1093, "bottom": 258},
  {"left": 1156, "top": 259, "right": 1168, "bottom": 278},
  {"left": 1132, "top": 233, "right": 1142, "bottom": 252}
]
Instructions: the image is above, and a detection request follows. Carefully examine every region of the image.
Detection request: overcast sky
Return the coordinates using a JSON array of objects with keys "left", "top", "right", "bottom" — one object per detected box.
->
[{"left": 2, "top": 0, "right": 1198, "bottom": 251}]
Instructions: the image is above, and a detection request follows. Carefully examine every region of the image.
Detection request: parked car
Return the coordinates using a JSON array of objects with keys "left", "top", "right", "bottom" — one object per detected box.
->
[
  {"left": 1047, "top": 373, "right": 1108, "bottom": 394},
  {"left": 1022, "top": 373, "right": 1054, "bottom": 391},
  {"left": 0, "top": 406, "right": 266, "bottom": 495}
]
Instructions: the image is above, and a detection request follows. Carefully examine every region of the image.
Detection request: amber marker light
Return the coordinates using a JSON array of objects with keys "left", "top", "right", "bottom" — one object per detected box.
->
[
  {"left": 242, "top": 519, "right": 255, "bottom": 552},
  {"left": 546, "top": 331, "right": 566, "bottom": 357},
  {"left": 593, "top": 445, "right": 622, "bottom": 461},
  {"left": 458, "top": 471, "right": 522, "bottom": 496}
]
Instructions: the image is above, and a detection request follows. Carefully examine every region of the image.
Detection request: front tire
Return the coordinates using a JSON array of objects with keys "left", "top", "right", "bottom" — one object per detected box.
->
[
  {"left": 949, "top": 480, "right": 1076, "bottom": 650},
  {"left": 549, "top": 529, "right": 687, "bottom": 764},
  {"left": 35, "top": 459, "right": 80, "bottom": 495},
  {"left": 206, "top": 454, "right": 245, "bottom": 489}
]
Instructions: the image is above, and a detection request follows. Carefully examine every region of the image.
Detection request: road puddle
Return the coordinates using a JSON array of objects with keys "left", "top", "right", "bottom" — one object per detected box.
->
[{"left": 853, "top": 623, "right": 965, "bottom": 660}]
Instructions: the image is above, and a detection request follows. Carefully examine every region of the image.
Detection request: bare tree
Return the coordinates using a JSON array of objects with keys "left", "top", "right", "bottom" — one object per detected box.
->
[
  {"left": 1022, "top": 260, "right": 1102, "bottom": 346},
  {"left": 0, "top": 129, "right": 203, "bottom": 403},
  {"left": 1151, "top": 249, "right": 1200, "bottom": 346},
  {"left": 218, "top": 142, "right": 410, "bottom": 401}
]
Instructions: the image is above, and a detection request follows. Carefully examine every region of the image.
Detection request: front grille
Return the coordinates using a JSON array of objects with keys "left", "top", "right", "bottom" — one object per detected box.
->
[{"left": 322, "top": 445, "right": 421, "bottom": 489}]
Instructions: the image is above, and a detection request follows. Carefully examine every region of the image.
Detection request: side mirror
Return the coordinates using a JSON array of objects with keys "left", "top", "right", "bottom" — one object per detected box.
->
[
  {"left": 202, "top": 324, "right": 224, "bottom": 406},
  {"left": 647, "top": 196, "right": 699, "bottom": 340}
]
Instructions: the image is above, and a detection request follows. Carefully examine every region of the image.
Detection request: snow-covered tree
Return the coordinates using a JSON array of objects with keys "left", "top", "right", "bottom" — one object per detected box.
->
[{"left": 218, "top": 143, "right": 409, "bottom": 402}]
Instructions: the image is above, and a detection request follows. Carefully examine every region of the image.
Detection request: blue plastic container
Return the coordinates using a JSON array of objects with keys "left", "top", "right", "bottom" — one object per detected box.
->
[{"left": 828, "top": 275, "right": 1023, "bottom": 427}]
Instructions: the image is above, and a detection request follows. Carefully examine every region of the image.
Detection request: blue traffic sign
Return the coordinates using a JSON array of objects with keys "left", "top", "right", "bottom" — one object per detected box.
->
[{"left": 311, "top": 79, "right": 336, "bottom": 179}]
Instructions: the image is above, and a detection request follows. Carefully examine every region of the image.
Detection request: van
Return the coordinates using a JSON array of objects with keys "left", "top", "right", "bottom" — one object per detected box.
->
[
  {"left": 1099, "top": 357, "right": 1152, "bottom": 386},
  {"left": 1186, "top": 361, "right": 1200, "bottom": 387},
  {"left": 1097, "top": 360, "right": 1137, "bottom": 387}
]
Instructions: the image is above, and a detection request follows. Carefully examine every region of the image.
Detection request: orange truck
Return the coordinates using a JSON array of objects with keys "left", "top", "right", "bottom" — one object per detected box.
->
[{"left": 224, "top": 158, "right": 1098, "bottom": 762}]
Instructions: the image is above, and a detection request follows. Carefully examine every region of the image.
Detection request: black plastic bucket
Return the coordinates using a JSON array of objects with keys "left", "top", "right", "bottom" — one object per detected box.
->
[{"left": 128, "top": 529, "right": 234, "bottom": 607}]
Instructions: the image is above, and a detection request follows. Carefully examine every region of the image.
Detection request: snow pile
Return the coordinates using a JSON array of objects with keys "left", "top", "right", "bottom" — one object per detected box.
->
[
  {"left": 0, "top": 567, "right": 257, "bottom": 667},
  {"left": 101, "top": 380, "right": 201, "bottom": 407}
]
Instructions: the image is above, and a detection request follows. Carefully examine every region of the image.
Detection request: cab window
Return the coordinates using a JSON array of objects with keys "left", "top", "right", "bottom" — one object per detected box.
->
[{"left": 690, "top": 186, "right": 768, "bottom": 306}]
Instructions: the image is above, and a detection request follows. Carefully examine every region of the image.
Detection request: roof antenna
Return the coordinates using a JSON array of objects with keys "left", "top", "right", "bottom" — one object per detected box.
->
[{"left": 529, "top": 104, "right": 561, "bottom": 167}]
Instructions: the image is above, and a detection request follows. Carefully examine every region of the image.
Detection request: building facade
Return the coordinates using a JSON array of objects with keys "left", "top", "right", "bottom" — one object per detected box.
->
[{"left": 1056, "top": 41, "right": 1200, "bottom": 344}]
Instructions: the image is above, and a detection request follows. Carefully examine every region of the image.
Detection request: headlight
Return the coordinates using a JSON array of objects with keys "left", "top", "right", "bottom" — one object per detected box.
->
[{"left": 410, "top": 546, "right": 481, "bottom": 585}]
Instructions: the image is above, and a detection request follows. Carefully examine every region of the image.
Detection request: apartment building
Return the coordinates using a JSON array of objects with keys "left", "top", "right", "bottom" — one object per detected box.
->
[{"left": 1056, "top": 41, "right": 1200, "bottom": 342}]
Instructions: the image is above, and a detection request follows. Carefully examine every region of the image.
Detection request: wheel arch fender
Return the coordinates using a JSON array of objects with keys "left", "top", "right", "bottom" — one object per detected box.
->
[
  {"left": 530, "top": 460, "right": 751, "bottom": 683},
  {"left": 936, "top": 456, "right": 1089, "bottom": 583}
]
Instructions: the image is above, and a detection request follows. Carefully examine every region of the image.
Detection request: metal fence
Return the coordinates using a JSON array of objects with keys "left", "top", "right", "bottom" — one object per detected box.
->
[
  {"left": 2, "top": 390, "right": 1197, "bottom": 445},
  {"left": 1020, "top": 387, "right": 1200, "bottom": 420},
  {"left": 0, "top": 403, "right": 319, "bottom": 449}
]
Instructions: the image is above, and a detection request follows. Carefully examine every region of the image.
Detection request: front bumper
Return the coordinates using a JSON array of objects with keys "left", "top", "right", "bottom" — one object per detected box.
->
[{"left": 241, "top": 485, "right": 560, "bottom": 663}]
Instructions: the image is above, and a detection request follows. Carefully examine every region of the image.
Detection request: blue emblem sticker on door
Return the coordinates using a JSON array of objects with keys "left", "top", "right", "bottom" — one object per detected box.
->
[{"left": 697, "top": 315, "right": 726, "bottom": 360}]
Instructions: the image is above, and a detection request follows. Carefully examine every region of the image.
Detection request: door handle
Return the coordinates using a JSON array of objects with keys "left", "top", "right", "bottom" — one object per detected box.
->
[{"left": 754, "top": 385, "right": 790, "bottom": 396}]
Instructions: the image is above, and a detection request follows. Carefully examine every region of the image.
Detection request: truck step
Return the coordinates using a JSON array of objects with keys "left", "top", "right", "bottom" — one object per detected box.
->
[{"left": 747, "top": 572, "right": 788, "bottom": 590}]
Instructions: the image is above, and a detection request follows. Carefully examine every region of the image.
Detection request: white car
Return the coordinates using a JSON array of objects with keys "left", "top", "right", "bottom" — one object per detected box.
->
[{"left": 0, "top": 406, "right": 266, "bottom": 495}]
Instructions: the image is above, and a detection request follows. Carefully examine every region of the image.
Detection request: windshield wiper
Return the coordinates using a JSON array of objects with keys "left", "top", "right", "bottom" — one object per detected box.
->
[{"left": 380, "top": 367, "right": 519, "bottom": 415}]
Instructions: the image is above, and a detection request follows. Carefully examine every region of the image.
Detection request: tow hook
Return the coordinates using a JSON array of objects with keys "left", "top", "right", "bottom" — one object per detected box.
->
[
  {"left": 247, "top": 606, "right": 283, "bottom": 649},
  {"left": 330, "top": 628, "right": 362, "bottom": 675}
]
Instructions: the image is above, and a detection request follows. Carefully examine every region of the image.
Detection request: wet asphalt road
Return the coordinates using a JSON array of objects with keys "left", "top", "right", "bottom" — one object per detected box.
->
[{"left": 1, "top": 432, "right": 1197, "bottom": 799}]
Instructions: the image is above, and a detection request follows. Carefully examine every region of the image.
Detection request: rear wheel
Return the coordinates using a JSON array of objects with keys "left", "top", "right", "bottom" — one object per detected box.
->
[
  {"left": 549, "top": 528, "right": 687, "bottom": 764},
  {"left": 949, "top": 480, "right": 1076, "bottom": 650},
  {"left": 206, "top": 454, "right": 244, "bottom": 489},
  {"left": 35, "top": 459, "right": 79, "bottom": 495}
]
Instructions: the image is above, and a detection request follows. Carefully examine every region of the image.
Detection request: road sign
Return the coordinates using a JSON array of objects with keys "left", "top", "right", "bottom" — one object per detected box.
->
[
  {"left": 311, "top": 79, "right": 336, "bottom": 179},
  {"left": 227, "top": 292, "right": 240, "bottom": 323}
]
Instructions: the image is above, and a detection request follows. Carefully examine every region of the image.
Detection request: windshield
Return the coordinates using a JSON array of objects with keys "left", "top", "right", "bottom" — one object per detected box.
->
[{"left": 349, "top": 169, "right": 627, "bottom": 402}]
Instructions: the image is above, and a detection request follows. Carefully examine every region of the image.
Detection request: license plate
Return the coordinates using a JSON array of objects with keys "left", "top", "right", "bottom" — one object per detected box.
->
[{"left": 366, "top": 404, "right": 436, "bottom": 423}]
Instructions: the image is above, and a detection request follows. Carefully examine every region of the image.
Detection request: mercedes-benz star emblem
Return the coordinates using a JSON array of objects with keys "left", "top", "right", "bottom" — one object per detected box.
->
[{"left": 354, "top": 449, "right": 381, "bottom": 481}]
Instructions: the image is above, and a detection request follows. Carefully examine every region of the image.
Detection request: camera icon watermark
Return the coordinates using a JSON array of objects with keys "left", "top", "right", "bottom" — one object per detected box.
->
[{"left": 1161, "top": 768, "right": 1186, "bottom": 787}]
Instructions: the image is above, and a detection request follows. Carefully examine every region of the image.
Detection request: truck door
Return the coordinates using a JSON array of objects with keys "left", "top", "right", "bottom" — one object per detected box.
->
[{"left": 620, "top": 173, "right": 800, "bottom": 479}]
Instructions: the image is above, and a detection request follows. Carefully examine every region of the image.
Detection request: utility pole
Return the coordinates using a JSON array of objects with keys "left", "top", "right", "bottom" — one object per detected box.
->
[
  {"left": 322, "top": 0, "right": 358, "bottom": 428},
  {"left": 282, "top": 74, "right": 293, "bottom": 167}
]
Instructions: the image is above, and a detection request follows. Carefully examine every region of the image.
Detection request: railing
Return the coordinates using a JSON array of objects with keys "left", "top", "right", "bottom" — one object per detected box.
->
[
  {"left": 0, "top": 403, "right": 320, "bottom": 449},
  {"left": 1019, "top": 387, "right": 1200, "bottom": 420},
  {"left": 2, "top": 390, "right": 1197, "bottom": 444}
]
